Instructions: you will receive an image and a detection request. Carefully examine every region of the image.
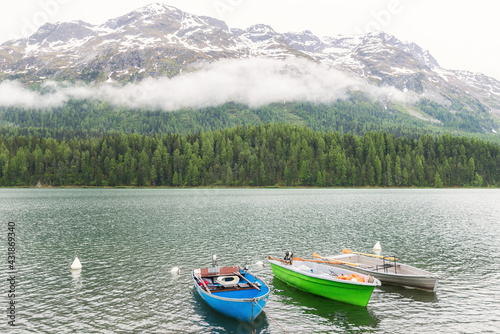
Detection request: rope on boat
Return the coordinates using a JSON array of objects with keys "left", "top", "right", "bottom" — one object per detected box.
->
[{"left": 254, "top": 300, "right": 289, "bottom": 334}]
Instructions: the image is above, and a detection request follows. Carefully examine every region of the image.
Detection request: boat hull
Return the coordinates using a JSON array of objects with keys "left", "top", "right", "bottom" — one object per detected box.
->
[
  {"left": 325, "top": 253, "right": 439, "bottom": 291},
  {"left": 342, "top": 266, "right": 438, "bottom": 291},
  {"left": 193, "top": 270, "right": 269, "bottom": 323},
  {"left": 269, "top": 260, "right": 378, "bottom": 307}
]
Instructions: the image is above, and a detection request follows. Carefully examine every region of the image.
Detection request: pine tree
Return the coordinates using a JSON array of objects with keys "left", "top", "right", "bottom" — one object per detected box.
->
[
  {"left": 394, "top": 155, "right": 402, "bottom": 186},
  {"left": 374, "top": 156, "right": 382, "bottom": 186},
  {"left": 150, "top": 165, "right": 157, "bottom": 187},
  {"left": 316, "top": 171, "right": 325, "bottom": 187},
  {"left": 473, "top": 172, "right": 483, "bottom": 187},
  {"left": 226, "top": 165, "right": 233, "bottom": 186},
  {"left": 403, "top": 167, "right": 409, "bottom": 187},
  {"left": 299, "top": 160, "right": 311, "bottom": 185},
  {"left": 385, "top": 154, "right": 392, "bottom": 187},
  {"left": 467, "top": 157, "right": 475, "bottom": 185},
  {"left": 192, "top": 164, "right": 199, "bottom": 186},
  {"left": 284, "top": 165, "right": 292, "bottom": 186},
  {"left": 434, "top": 172, "right": 443, "bottom": 188},
  {"left": 172, "top": 171, "right": 181, "bottom": 186}
]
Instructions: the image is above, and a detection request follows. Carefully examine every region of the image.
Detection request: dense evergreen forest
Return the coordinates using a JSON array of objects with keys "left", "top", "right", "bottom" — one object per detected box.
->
[
  {"left": 1, "top": 95, "right": 499, "bottom": 142},
  {"left": 1, "top": 124, "right": 498, "bottom": 187}
]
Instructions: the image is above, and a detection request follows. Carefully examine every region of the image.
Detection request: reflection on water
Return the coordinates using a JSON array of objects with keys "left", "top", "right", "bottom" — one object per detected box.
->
[
  {"left": 71, "top": 269, "right": 83, "bottom": 289},
  {"left": 379, "top": 284, "right": 439, "bottom": 303},
  {"left": 272, "top": 278, "right": 380, "bottom": 331}
]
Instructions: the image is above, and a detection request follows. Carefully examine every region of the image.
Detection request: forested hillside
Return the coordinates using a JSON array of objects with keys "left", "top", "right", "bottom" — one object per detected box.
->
[
  {"left": 1, "top": 95, "right": 498, "bottom": 142},
  {"left": 1, "top": 124, "right": 498, "bottom": 187}
]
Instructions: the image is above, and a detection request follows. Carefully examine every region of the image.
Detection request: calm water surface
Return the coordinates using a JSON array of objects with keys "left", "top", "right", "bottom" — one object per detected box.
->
[{"left": 1, "top": 188, "right": 499, "bottom": 333}]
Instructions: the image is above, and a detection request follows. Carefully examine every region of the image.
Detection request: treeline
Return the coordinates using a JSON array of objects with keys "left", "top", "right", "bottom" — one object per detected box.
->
[
  {"left": 2, "top": 96, "right": 498, "bottom": 141},
  {"left": 1, "top": 124, "right": 498, "bottom": 187}
]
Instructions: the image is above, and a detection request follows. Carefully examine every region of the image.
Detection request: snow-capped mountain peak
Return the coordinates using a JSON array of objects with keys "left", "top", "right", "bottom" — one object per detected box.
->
[{"left": 0, "top": 3, "right": 498, "bottom": 116}]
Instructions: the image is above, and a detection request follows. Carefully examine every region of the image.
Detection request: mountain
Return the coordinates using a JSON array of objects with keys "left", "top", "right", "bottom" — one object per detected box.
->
[{"left": 0, "top": 3, "right": 499, "bottom": 133}]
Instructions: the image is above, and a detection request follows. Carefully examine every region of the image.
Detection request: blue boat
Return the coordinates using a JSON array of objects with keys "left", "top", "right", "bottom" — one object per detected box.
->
[{"left": 192, "top": 263, "right": 270, "bottom": 323}]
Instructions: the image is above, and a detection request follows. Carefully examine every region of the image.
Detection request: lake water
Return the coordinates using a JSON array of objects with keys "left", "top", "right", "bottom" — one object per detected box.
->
[{"left": 1, "top": 188, "right": 499, "bottom": 333}]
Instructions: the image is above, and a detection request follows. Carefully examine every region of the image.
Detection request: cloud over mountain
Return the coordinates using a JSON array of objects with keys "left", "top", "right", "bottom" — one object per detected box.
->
[{"left": 0, "top": 58, "right": 419, "bottom": 110}]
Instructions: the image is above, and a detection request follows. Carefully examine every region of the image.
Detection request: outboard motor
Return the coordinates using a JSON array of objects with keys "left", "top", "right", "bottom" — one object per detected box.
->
[{"left": 284, "top": 251, "right": 293, "bottom": 264}]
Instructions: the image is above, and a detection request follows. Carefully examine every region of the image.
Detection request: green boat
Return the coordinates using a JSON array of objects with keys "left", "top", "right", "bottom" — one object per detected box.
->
[{"left": 268, "top": 254, "right": 381, "bottom": 307}]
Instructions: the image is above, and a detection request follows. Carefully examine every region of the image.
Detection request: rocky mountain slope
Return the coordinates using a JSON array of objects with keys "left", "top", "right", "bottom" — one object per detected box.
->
[{"left": 0, "top": 3, "right": 499, "bottom": 131}]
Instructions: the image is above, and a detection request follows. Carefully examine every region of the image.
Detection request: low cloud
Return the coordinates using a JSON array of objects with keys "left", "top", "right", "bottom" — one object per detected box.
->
[
  {"left": 0, "top": 80, "right": 95, "bottom": 109},
  {"left": 0, "top": 58, "right": 417, "bottom": 110}
]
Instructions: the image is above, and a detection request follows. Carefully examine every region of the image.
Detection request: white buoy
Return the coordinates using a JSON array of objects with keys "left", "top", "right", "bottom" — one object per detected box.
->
[
  {"left": 256, "top": 261, "right": 264, "bottom": 267},
  {"left": 71, "top": 255, "right": 82, "bottom": 270},
  {"left": 373, "top": 241, "right": 382, "bottom": 255},
  {"left": 170, "top": 267, "right": 180, "bottom": 274}
]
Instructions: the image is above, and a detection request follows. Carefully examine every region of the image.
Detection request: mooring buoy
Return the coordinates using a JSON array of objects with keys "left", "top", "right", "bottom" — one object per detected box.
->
[{"left": 71, "top": 255, "right": 82, "bottom": 270}]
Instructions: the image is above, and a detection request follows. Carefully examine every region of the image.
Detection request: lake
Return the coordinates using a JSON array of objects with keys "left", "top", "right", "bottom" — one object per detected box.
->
[{"left": 1, "top": 188, "right": 499, "bottom": 333}]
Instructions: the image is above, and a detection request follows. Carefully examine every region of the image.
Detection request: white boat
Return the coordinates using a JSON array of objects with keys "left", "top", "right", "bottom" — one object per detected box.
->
[{"left": 314, "top": 250, "right": 439, "bottom": 292}]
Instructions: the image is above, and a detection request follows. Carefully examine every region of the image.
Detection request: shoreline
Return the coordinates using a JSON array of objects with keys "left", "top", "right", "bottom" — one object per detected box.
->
[{"left": 1, "top": 185, "right": 496, "bottom": 190}]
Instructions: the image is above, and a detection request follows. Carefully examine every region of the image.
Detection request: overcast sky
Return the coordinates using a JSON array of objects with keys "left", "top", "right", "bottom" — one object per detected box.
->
[{"left": 1, "top": 0, "right": 499, "bottom": 80}]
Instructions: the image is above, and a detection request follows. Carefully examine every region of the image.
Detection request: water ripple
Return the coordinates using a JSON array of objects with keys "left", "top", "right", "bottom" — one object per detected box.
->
[{"left": 1, "top": 188, "right": 499, "bottom": 333}]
